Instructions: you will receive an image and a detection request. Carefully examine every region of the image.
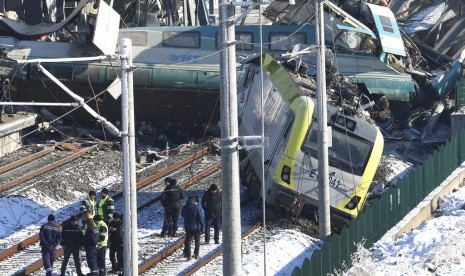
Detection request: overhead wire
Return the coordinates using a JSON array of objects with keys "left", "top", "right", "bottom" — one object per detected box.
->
[
  {"left": 257, "top": 3, "right": 268, "bottom": 275},
  {"left": 326, "top": 7, "right": 368, "bottom": 214},
  {"left": 0, "top": 7, "right": 319, "bottom": 161}
]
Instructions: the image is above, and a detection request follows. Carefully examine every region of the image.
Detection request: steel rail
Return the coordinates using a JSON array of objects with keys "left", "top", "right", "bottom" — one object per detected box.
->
[
  {"left": 137, "top": 183, "right": 259, "bottom": 276},
  {"left": 137, "top": 161, "right": 221, "bottom": 211},
  {"left": 0, "top": 145, "right": 99, "bottom": 193},
  {"left": 113, "top": 147, "right": 210, "bottom": 200},
  {"left": 1, "top": 147, "right": 209, "bottom": 265},
  {"left": 184, "top": 222, "right": 262, "bottom": 276},
  {"left": 0, "top": 146, "right": 55, "bottom": 175},
  {"left": 138, "top": 161, "right": 221, "bottom": 273},
  {"left": 0, "top": 146, "right": 101, "bottom": 262},
  {"left": 9, "top": 149, "right": 213, "bottom": 275}
]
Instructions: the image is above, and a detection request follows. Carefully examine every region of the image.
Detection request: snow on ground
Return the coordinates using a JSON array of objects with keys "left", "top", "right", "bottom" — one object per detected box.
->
[
  {"left": 345, "top": 174, "right": 465, "bottom": 275},
  {"left": 1, "top": 142, "right": 452, "bottom": 275},
  {"left": 241, "top": 229, "right": 320, "bottom": 275},
  {"left": 194, "top": 227, "right": 320, "bottom": 276}
]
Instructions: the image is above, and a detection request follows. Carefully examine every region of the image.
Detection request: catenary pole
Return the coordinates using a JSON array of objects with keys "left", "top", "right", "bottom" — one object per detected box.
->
[
  {"left": 127, "top": 37, "right": 139, "bottom": 276},
  {"left": 219, "top": 1, "right": 242, "bottom": 274},
  {"left": 120, "top": 38, "right": 138, "bottom": 276},
  {"left": 316, "top": 0, "right": 331, "bottom": 239}
]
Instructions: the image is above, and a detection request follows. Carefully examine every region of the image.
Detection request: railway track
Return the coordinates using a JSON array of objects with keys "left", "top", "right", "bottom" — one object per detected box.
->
[
  {"left": 0, "top": 144, "right": 99, "bottom": 193},
  {"left": 184, "top": 221, "right": 261, "bottom": 275},
  {"left": 0, "top": 147, "right": 214, "bottom": 275},
  {"left": 138, "top": 197, "right": 261, "bottom": 275}
]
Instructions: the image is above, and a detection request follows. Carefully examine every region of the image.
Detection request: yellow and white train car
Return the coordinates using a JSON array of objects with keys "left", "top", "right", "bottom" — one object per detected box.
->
[{"left": 238, "top": 54, "right": 383, "bottom": 225}]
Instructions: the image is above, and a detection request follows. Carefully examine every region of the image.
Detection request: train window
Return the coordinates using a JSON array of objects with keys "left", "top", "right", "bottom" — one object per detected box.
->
[
  {"left": 302, "top": 122, "right": 372, "bottom": 175},
  {"left": 379, "top": 15, "right": 394, "bottom": 33},
  {"left": 119, "top": 31, "right": 147, "bottom": 46},
  {"left": 162, "top": 31, "right": 200, "bottom": 48},
  {"left": 269, "top": 32, "right": 306, "bottom": 51},
  {"left": 215, "top": 32, "right": 254, "bottom": 51}
]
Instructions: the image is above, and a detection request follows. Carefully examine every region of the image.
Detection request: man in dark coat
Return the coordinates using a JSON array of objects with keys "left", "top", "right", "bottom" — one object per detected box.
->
[
  {"left": 108, "top": 212, "right": 124, "bottom": 273},
  {"left": 159, "top": 177, "right": 185, "bottom": 237},
  {"left": 84, "top": 216, "right": 100, "bottom": 276},
  {"left": 181, "top": 196, "right": 204, "bottom": 260},
  {"left": 201, "top": 183, "right": 222, "bottom": 244},
  {"left": 40, "top": 214, "right": 62, "bottom": 276},
  {"left": 60, "top": 215, "right": 84, "bottom": 276}
]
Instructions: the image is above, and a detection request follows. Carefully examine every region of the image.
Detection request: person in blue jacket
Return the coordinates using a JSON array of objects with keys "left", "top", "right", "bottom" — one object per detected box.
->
[
  {"left": 181, "top": 195, "right": 204, "bottom": 260},
  {"left": 39, "top": 214, "right": 62, "bottom": 276},
  {"left": 83, "top": 214, "right": 100, "bottom": 276}
]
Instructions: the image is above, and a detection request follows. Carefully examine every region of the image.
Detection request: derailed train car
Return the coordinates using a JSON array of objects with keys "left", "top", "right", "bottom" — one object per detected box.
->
[{"left": 238, "top": 54, "right": 383, "bottom": 226}]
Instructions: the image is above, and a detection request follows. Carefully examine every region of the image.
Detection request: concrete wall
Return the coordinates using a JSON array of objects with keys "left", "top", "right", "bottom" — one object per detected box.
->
[{"left": 0, "top": 131, "right": 21, "bottom": 157}]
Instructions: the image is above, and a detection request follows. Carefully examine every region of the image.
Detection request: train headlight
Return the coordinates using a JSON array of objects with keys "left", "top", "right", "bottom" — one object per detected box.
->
[
  {"left": 335, "top": 115, "right": 356, "bottom": 131},
  {"left": 344, "top": 196, "right": 361, "bottom": 210},
  {"left": 281, "top": 165, "right": 291, "bottom": 184},
  {"left": 346, "top": 120, "right": 355, "bottom": 130}
]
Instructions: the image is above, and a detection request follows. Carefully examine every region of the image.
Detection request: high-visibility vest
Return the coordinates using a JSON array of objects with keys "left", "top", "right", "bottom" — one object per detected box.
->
[
  {"left": 97, "top": 196, "right": 109, "bottom": 217},
  {"left": 95, "top": 220, "right": 108, "bottom": 247},
  {"left": 86, "top": 198, "right": 96, "bottom": 217}
]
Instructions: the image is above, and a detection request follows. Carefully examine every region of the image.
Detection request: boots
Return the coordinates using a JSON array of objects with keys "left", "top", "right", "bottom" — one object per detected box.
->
[{"left": 109, "top": 265, "right": 118, "bottom": 273}]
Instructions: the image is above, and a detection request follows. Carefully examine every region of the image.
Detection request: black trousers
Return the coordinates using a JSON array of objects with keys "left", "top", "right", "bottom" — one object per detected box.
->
[
  {"left": 109, "top": 244, "right": 123, "bottom": 270},
  {"left": 60, "top": 246, "right": 83, "bottom": 276},
  {"left": 184, "top": 229, "right": 200, "bottom": 257},
  {"left": 97, "top": 246, "right": 107, "bottom": 276},
  {"left": 162, "top": 206, "right": 180, "bottom": 235},
  {"left": 205, "top": 216, "right": 221, "bottom": 243}
]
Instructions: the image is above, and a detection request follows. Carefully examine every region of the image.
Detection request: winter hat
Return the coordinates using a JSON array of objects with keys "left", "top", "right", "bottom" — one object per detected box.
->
[
  {"left": 169, "top": 178, "right": 177, "bottom": 186},
  {"left": 101, "top": 188, "right": 109, "bottom": 195},
  {"left": 210, "top": 184, "right": 218, "bottom": 191},
  {"left": 48, "top": 214, "right": 55, "bottom": 222}
]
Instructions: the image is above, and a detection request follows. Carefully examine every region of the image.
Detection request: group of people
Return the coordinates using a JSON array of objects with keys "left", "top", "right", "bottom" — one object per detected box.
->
[
  {"left": 160, "top": 177, "right": 222, "bottom": 261},
  {"left": 39, "top": 188, "right": 122, "bottom": 276},
  {"left": 38, "top": 178, "right": 222, "bottom": 276}
]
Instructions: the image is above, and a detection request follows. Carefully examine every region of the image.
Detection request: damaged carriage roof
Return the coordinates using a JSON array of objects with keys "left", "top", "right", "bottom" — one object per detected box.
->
[{"left": 0, "top": 0, "right": 91, "bottom": 37}]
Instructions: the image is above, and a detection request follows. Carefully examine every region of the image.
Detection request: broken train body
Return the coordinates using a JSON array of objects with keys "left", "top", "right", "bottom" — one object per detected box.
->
[
  {"left": 238, "top": 54, "right": 384, "bottom": 225},
  {"left": 0, "top": 1, "right": 463, "bottom": 129}
]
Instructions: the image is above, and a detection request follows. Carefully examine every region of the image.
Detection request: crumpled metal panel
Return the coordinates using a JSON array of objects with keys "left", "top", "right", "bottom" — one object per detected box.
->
[
  {"left": 354, "top": 73, "right": 416, "bottom": 102},
  {"left": 0, "top": 0, "right": 90, "bottom": 36}
]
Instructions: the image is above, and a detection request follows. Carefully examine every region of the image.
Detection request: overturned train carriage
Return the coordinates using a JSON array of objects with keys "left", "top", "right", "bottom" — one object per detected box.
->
[{"left": 239, "top": 54, "right": 383, "bottom": 225}]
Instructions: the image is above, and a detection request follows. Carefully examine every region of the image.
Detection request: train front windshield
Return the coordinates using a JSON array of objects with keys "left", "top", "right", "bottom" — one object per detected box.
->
[{"left": 302, "top": 122, "right": 372, "bottom": 176}]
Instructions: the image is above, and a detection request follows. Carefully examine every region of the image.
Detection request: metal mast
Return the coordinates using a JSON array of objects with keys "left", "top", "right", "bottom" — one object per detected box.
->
[
  {"left": 316, "top": 0, "right": 331, "bottom": 239},
  {"left": 121, "top": 38, "right": 138, "bottom": 276},
  {"left": 219, "top": 0, "right": 242, "bottom": 274}
]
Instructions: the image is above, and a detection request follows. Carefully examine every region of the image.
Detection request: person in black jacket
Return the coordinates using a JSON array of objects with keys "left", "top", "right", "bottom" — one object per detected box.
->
[
  {"left": 108, "top": 212, "right": 124, "bottom": 273},
  {"left": 159, "top": 177, "right": 185, "bottom": 237},
  {"left": 84, "top": 215, "right": 100, "bottom": 276},
  {"left": 60, "top": 215, "right": 84, "bottom": 276},
  {"left": 40, "top": 214, "right": 62, "bottom": 276},
  {"left": 181, "top": 196, "right": 204, "bottom": 260},
  {"left": 201, "top": 184, "right": 222, "bottom": 244}
]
